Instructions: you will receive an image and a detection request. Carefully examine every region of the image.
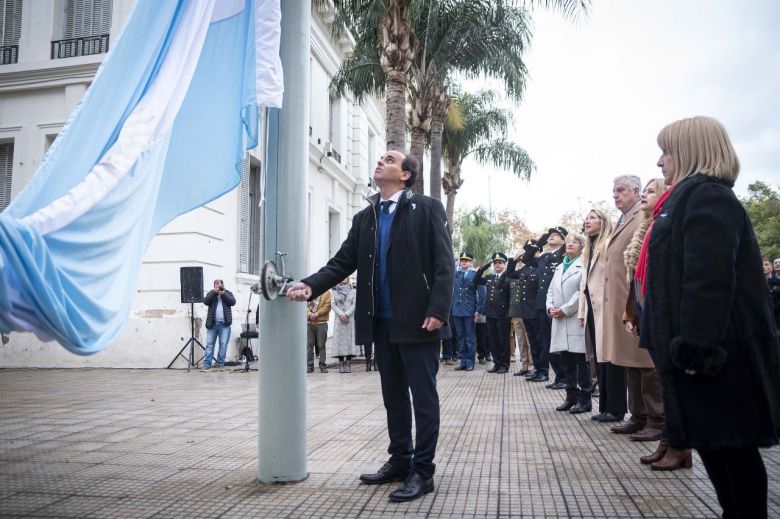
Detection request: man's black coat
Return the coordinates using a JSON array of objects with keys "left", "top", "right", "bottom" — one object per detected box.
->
[
  {"left": 644, "top": 174, "right": 780, "bottom": 450},
  {"left": 523, "top": 246, "right": 565, "bottom": 311},
  {"left": 203, "top": 290, "right": 236, "bottom": 329},
  {"left": 504, "top": 259, "right": 539, "bottom": 320},
  {"left": 303, "top": 189, "right": 454, "bottom": 345}
]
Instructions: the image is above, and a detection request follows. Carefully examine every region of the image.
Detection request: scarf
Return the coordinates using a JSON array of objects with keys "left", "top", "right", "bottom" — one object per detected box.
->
[
  {"left": 635, "top": 188, "right": 673, "bottom": 295},
  {"left": 563, "top": 254, "right": 578, "bottom": 272},
  {"left": 333, "top": 283, "right": 352, "bottom": 305}
]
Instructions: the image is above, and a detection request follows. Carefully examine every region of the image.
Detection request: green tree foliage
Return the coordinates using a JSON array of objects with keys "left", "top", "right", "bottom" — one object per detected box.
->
[
  {"left": 741, "top": 181, "right": 780, "bottom": 260},
  {"left": 453, "top": 207, "right": 510, "bottom": 266}
]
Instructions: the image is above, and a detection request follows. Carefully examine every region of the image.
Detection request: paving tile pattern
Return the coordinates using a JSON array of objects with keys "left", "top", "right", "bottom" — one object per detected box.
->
[{"left": 1, "top": 366, "right": 778, "bottom": 518}]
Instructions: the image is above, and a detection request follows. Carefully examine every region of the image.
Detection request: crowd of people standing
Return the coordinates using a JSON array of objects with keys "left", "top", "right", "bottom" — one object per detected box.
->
[
  {"left": 286, "top": 116, "right": 779, "bottom": 514},
  {"left": 442, "top": 116, "right": 780, "bottom": 518}
]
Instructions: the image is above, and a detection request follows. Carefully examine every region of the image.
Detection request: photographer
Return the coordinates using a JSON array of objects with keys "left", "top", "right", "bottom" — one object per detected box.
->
[{"left": 202, "top": 279, "right": 236, "bottom": 372}]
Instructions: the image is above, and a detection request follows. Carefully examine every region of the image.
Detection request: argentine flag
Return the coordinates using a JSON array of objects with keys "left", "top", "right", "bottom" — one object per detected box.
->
[{"left": 0, "top": 0, "right": 283, "bottom": 354}]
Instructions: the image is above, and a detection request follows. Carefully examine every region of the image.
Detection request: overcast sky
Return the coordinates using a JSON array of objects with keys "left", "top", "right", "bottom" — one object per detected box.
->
[{"left": 456, "top": 0, "right": 780, "bottom": 232}]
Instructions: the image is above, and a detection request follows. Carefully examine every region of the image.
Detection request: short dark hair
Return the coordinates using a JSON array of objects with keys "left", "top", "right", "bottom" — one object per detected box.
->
[{"left": 402, "top": 154, "right": 419, "bottom": 188}]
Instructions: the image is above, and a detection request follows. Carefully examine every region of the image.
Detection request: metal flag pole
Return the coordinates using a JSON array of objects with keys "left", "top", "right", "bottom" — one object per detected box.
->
[{"left": 257, "top": 0, "right": 310, "bottom": 484}]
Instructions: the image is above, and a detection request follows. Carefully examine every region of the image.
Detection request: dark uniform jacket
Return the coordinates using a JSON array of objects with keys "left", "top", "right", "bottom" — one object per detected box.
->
[
  {"left": 475, "top": 265, "right": 510, "bottom": 319},
  {"left": 204, "top": 290, "right": 236, "bottom": 329},
  {"left": 523, "top": 246, "right": 565, "bottom": 311},
  {"left": 644, "top": 173, "right": 780, "bottom": 450},
  {"left": 451, "top": 269, "right": 485, "bottom": 317},
  {"left": 302, "top": 189, "right": 454, "bottom": 345},
  {"left": 504, "top": 259, "right": 538, "bottom": 320}
]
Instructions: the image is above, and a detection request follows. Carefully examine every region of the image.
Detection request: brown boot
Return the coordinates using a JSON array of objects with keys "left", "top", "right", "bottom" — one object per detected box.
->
[
  {"left": 650, "top": 447, "right": 692, "bottom": 471},
  {"left": 640, "top": 439, "right": 669, "bottom": 465}
]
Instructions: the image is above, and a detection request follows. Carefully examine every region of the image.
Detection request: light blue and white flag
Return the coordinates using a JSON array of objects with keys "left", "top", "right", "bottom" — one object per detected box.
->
[{"left": 0, "top": 0, "right": 283, "bottom": 354}]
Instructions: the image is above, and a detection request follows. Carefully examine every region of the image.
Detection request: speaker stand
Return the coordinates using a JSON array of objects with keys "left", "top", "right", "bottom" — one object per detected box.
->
[{"left": 167, "top": 302, "right": 205, "bottom": 371}]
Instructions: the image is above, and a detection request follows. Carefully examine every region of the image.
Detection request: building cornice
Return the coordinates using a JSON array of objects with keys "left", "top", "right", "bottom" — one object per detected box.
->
[{"left": 0, "top": 57, "right": 101, "bottom": 93}]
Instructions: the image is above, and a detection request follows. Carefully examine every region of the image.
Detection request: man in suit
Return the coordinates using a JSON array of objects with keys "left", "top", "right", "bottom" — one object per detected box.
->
[
  {"left": 451, "top": 252, "right": 486, "bottom": 372},
  {"left": 476, "top": 253, "right": 511, "bottom": 374},
  {"left": 287, "top": 150, "right": 454, "bottom": 503}
]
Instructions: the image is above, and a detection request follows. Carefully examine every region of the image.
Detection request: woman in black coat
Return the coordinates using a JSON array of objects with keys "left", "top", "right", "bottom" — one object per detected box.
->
[{"left": 644, "top": 116, "right": 780, "bottom": 519}]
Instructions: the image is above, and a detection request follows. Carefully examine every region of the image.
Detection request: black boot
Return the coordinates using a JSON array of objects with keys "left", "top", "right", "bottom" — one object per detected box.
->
[{"left": 570, "top": 394, "right": 593, "bottom": 414}]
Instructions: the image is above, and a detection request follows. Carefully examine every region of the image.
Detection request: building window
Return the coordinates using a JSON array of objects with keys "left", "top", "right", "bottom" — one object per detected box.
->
[
  {"left": 328, "top": 95, "right": 341, "bottom": 163},
  {"left": 328, "top": 209, "right": 341, "bottom": 259},
  {"left": 240, "top": 155, "right": 263, "bottom": 274},
  {"left": 52, "top": 0, "right": 112, "bottom": 59},
  {"left": 0, "top": 141, "right": 13, "bottom": 212},
  {"left": 0, "top": 0, "right": 22, "bottom": 65}
]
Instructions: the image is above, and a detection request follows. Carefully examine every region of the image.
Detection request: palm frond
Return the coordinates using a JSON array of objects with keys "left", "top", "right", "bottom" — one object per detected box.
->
[{"left": 468, "top": 141, "right": 536, "bottom": 180}]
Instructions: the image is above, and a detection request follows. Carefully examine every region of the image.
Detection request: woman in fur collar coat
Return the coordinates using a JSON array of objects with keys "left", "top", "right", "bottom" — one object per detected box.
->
[{"left": 644, "top": 116, "right": 780, "bottom": 519}]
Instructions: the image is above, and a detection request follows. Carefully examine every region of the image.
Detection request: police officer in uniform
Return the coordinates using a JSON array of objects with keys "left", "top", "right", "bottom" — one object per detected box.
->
[
  {"left": 504, "top": 240, "right": 541, "bottom": 377},
  {"left": 475, "top": 253, "right": 511, "bottom": 374},
  {"left": 523, "top": 227, "right": 567, "bottom": 384},
  {"left": 451, "top": 252, "right": 485, "bottom": 371}
]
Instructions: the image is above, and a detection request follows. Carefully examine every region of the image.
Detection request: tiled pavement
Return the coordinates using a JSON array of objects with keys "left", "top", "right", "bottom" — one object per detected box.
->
[{"left": 1, "top": 364, "right": 778, "bottom": 518}]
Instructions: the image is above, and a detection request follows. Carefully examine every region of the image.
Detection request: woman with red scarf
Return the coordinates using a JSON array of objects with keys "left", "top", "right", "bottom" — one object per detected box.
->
[
  {"left": 643, "top": 116, "right": 779, "bottom": 519},
  {"left": 622, "top": 178, "right": 685, "bottom": 469}
]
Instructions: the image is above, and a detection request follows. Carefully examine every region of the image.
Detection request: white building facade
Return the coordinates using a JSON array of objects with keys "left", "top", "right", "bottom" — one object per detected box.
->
[{"left": 0, "top": 0, "right": 385, "bottom": 367}]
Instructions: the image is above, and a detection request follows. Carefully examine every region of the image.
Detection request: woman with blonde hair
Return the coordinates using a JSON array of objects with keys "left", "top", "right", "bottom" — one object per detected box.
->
[
  {"left": 644, "top": 116, "right": 779, "bottom": 518},
  {"left": 622, "top": 178, "right": 679, "bottom": 466},
  {"left": 578, "top": 208, "right": 622, "bottom": 421}
]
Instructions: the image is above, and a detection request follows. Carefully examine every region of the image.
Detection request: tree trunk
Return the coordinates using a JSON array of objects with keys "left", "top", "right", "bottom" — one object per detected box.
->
[
  {"left": 428, "top": 83, "right": 448, "bottom": 200},
  {"left": 442, "top": 163, "right": 463, "bottom": 227},
  {"left": 378, "top": 1, "right": 417, "bottom": 153},
  {"left": 385, "top": 70, "right": 407, "bottom": 152},
  {"left": 409, "top": 126, "right": 426, "bottom": 194},
  {"left": 446, "top": 190, "right": 456, "bottom": 228},
  {"left": 429, "top": 117, "right": 443, "bottom": 200}
]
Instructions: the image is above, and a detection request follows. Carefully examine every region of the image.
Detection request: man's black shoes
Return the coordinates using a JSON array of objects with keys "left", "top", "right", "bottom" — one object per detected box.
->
[
  {"left": 495, "top": 366, "right": 508, "bottom": 374},
  {"left": 388, "top": 473, "right": 434, "bottom": 502},
  {"left": 359, "top": 462, "right": 409, "bottom": 485}
]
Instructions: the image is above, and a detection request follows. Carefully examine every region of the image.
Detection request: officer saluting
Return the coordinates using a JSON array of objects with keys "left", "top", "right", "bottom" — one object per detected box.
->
[
  {"left": 475, "top": 253, "right": 511, "bottom": 373},
  {"left": 523, "top": 227, "right": 568, "bottom": 384}
]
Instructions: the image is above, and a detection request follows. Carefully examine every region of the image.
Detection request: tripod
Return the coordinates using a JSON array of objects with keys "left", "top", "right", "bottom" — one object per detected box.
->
[
  {"left": 239, "top": 291, "right": 258, "bottom": 372},
  {"left": 167, "top": 302, "right": 205, "bottom": 371}
]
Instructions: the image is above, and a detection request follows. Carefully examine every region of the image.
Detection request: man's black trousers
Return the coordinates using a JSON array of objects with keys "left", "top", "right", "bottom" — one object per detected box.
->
[
  {"left": 373, "top": 319, "right": 440, "bottom": 479},
  {"left": 485, "top": 317, "right": 510, "bottom": 370}
]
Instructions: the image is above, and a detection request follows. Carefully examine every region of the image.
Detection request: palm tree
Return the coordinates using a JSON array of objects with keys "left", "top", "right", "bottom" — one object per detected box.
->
[
  {"left": 328, "top": 0, "right": 589, "bottom": 195},
  {"left": 409, "top": 0, "right": 531, "bottom": 196},
  {"left": 441, "top": 89, "right": 534, "bottom": 225},
  {"left": 328, "top": 0, "right": 417, "bottom": 152}
]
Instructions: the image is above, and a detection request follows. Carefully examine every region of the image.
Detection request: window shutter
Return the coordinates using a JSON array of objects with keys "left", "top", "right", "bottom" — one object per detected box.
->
[
  {"left": 239, "top": 154, "right": 251, "bottom": 273},
  {"left": 0, "top": 142, "right": 13, "bottom": 212},
  {"left": 65, "top": 0, "right": 111, "bottom": 39},
  {"left": 1, "top": 0, "right": 22, "bottom": 46},
  {"left": 249, "top": 165, "right": 262, "bottom": 274}
]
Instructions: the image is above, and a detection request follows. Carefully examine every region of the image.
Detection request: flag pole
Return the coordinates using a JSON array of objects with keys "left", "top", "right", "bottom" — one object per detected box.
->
[{"left": 258, "top": 0, "right": 310, "bottom": 483}]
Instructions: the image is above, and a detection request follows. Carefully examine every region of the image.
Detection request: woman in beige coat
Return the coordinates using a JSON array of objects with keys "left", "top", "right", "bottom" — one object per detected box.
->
[{"left": 578, "top": 208, "right": 623, "bottom": 422}]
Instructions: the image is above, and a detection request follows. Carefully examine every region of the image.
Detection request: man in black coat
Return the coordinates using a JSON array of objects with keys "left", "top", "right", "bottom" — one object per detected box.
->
[
  {"left": 476, "top": 253, "right": 511, "bottom": 373},
  {"left": 287, "top": 150, "right": 454, "bottom": 503},
  {"left": 202, "top": 279, "right": 236, "bottom": 371},
  {"left": 523, "top": 227, "right": 567, "bottom": 384}
]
